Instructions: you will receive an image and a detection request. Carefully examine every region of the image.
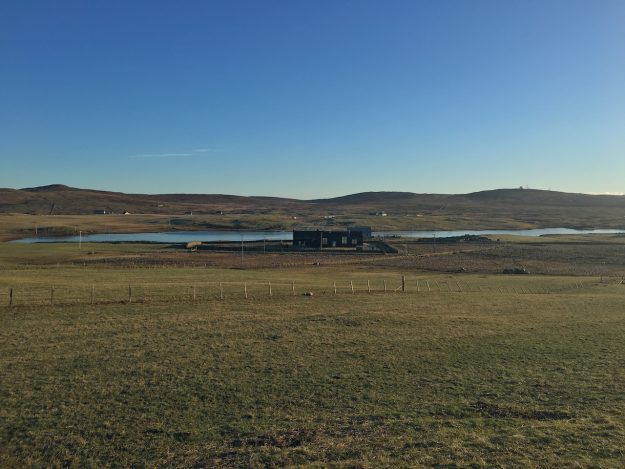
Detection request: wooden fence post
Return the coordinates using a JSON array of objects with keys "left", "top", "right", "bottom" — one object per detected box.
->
[
  {"left": 416, "top": 280, "right": 420, "bottom": 292},
  {"left": 426, "top": 280, "right": 431, "bottom": 292},
  {"left": 292, "top": 281, "right": 295, "bottom": 296},
  {"left": 333, "top": 281, "right": 337, "bottom": 295},
  {"left": 128, "top": 285, "right": 132, "bottom": 303},
  {"left": 402, "top": 275, "right": 406, "bottom": 292},
  {"left": 350, "top": 281, "right": 354, "bottom": 294},
  {"left": 9, "top": 288, "right": 13, "bottom": 307},
  {"left": 383, "top": 280, "right": 387, "bottom": 293},
  {"left": 268, "top": 282, "right": 272, "bottom": 297},
  {"left": 244, "top": 282, "right": 248, "bottom": 299},
  {"left": 220, "top": 282, "right": 224, "bottom": 300},
  {"left": 367, "top": 279, "right": 371, "bottom": 293}
]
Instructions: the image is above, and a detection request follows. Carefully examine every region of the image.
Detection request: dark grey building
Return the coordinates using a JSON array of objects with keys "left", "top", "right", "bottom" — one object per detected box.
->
[
  {"left": 293, "top": 230, "right": 363, "bottom": 249},
  {"left": 348, "top": 226, "right": 372, "bottom": 239}
]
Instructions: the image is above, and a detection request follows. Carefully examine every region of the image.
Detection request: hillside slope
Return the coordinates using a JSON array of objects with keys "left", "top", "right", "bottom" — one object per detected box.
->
[{"left": 1, "top": 185, "right": 624, "bottom": 230}]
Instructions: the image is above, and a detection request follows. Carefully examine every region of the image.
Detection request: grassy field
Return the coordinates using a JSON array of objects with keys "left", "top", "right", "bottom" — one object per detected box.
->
[
  {"left": 2, "top": 286, "right": 625, "bottom": 467},
  {"left": 1, "top": 240, "right": 625, "bottom": 467}
]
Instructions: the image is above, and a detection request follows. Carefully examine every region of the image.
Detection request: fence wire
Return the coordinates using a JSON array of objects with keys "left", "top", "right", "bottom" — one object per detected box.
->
[{"left": 2, "top": 276, "right": 621, "bottom": 308}]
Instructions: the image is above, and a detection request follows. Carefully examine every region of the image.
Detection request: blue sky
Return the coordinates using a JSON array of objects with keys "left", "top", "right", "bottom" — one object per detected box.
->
[{"left": 1, "top": 0, "right": 624, "bottom": 197}]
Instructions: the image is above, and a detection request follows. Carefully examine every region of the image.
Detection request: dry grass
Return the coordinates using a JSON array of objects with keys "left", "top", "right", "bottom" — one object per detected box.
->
[
  {"left": 2, "top": 286, "right": 625, "bottom": 467},
  {"left": 1, "top": 239, "right": 625, "bottom": 466}
]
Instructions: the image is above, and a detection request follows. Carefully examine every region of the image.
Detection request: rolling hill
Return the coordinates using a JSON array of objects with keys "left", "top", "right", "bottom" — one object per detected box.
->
[{"left": 1, "top": 185, "right": 624, "bottom": 232}]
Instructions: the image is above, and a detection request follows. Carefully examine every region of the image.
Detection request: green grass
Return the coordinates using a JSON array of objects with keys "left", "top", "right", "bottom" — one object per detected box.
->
[
  {"left": 1, "top": 239, "right": 624, "bottom": 466},
  {"left": 2, "top": 282, "right": 625, "bottom": 466},
  {"left": 0, "top": 260, "right": 602, "bottom": 306}
]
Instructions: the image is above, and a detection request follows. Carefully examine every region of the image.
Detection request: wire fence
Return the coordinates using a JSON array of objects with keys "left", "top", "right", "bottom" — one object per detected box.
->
[{"left": 1, "top": 276, "right": 621, "bottom": 308}]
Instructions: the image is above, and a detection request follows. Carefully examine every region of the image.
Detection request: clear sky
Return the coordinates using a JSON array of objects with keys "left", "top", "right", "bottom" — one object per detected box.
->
[{"left": 1, "top": 0, "right": 624, "bottom": 198}]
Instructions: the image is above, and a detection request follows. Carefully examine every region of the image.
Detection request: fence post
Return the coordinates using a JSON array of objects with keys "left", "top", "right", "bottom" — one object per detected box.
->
[
  {"left": 333, "top": 281, "right": 337, "bottom": 295},
  {"left": 367, "top": 279, "right": 371, "bottom": 293},
  {"left": 220, "top": 282, "right": 224, "bottom": 300},
  {"left": 244, "top": 282, "right": 248, "bottom": 299},
  {"left": 416, "top": 280, "right": 420, "bottom": 292},
  {"left": 268, "top": 282, "right": 272, "bottom": 297},
  {"left": 9, "top": 288, "right": 13, "bottom": 307},
  {"left": 128, "top": 285, "right": 132, "bottom": 303},
  {"left": 292, "top": 281, "right": 295, "bottom": 296},
  {"left": 426, "top": 280, "right": 430, "bottom": 292},
  {"left": 383, "top": 279, "right": 387, "bottom": 293},
  {"left": 91, "top": 285, "right": 95, "bottom": 305},
  {"left": 402, "top": 275, "right": 406, "bottom": 292},
  {"left": 350, "top": 281, "right": 354, "bottom": 294}
]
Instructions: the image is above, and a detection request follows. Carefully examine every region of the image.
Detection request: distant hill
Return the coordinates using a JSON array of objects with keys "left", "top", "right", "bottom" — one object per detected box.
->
[
  {"left": 462, "top": 188, "right": 625, "bottom": 207},
  {"left": 312, "top": 191, "right": 423, "bottom": 204},
  {"left": 0, "top": 185, "right": 624, "bottom": 229},
  {"left": 20, "top": 184, "right": 75, "bottom": 192}
]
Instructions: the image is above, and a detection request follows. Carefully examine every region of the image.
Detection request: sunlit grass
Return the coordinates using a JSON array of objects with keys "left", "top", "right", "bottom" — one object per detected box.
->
[{"left": 2, "top": 288, "right": 625, "bottom": 466}]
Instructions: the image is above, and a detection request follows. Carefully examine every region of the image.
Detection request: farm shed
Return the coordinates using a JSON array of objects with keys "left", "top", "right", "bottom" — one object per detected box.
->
[{"left": 293, "top": 230, "right": 364, "bottom": 249}]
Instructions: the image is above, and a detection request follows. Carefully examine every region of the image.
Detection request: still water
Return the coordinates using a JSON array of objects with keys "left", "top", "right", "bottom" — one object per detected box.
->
[{"left": 11, "top": 228, "right": 625, "bottom": 243}]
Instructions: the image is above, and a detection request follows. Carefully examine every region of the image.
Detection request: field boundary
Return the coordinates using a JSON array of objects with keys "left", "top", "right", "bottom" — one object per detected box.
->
[{"left": 2, "top": 276, "right": 621, "bottom": 308}]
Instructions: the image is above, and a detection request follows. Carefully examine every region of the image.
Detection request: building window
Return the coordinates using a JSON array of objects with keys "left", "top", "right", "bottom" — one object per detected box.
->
[{"left": 342, "top": 236, "right": 347, "bottom": 244}]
